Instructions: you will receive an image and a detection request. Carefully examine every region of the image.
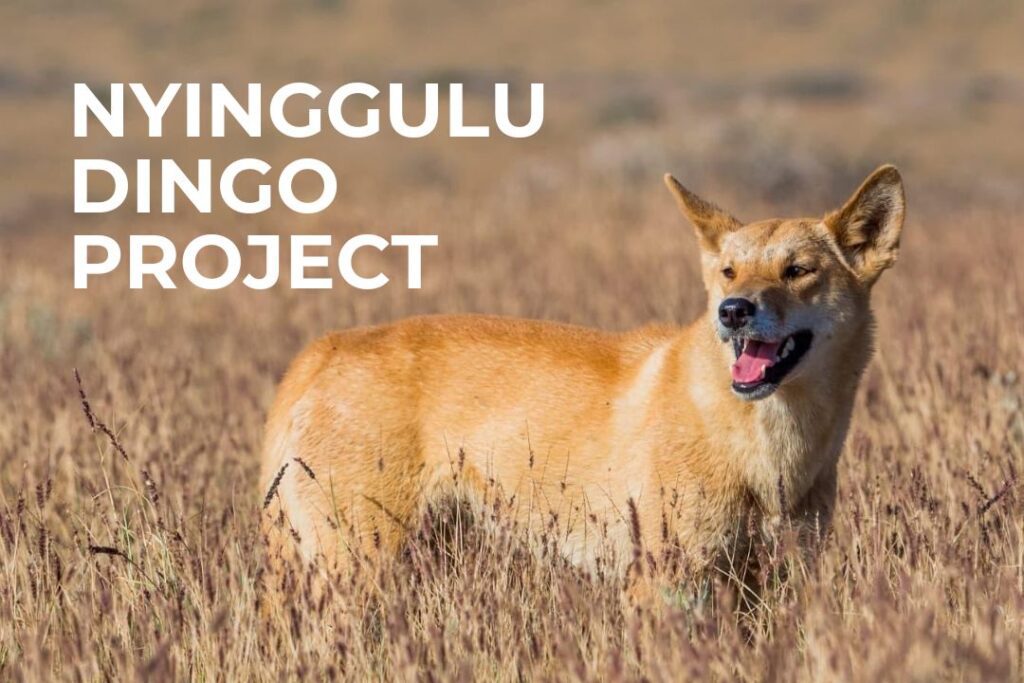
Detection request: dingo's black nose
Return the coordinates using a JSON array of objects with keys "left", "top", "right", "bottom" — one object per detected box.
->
[{"left": 719, "top": 298, "right": 755, "bottom": 329}]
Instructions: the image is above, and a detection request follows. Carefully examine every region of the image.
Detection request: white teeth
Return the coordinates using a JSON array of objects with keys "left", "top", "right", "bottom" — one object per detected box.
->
[
  {"left": 759, "top": 366, "right": 766, "bottom": 379},
  {"left": 779, "top": 337, "right": 795, "bottom": 360}
]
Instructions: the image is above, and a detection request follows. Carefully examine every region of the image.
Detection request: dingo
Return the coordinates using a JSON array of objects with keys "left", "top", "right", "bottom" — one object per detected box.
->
[{"left": 261, "top": 165, "right": 905, "bottom": 581}]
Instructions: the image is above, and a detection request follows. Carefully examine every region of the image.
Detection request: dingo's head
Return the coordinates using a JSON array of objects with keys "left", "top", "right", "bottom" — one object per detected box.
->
[{"left": 665, "top": 166, "right": 905, "bottom": 401}]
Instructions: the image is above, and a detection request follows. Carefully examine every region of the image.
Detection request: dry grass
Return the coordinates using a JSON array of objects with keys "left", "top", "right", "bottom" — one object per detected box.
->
[
  {"left": 0, "top": 192, "right": 1021, "bottom": 680},
  {"left": 2, "top": 0, "right": 1023, "bottom": 679}
]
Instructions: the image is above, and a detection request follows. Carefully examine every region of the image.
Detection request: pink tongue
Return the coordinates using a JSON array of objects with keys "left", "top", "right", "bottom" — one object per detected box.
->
[{"left": 731, "top": 340, "right": 781, "bottom": 384}]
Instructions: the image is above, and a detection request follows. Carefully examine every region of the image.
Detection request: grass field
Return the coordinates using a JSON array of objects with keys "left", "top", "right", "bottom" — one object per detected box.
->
[{"left": 2, "top": 1, "right": 1023, "bottom": 680}]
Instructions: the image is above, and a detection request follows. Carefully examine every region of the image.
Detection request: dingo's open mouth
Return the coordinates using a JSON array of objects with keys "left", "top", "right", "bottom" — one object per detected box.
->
[{"left": 730, "top": 330, "right": 813, "bottom": 396}]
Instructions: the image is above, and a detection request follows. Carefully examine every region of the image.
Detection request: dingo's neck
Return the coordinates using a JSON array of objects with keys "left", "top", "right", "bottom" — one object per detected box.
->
[{"left": 670, "top": 314, "right": 870, "bottom": 516}]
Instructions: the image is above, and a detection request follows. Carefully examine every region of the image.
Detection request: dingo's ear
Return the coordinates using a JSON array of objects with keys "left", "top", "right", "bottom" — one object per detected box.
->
[
  {"left": 664, "top": 174, "right": 742, "bottom": 253},
  {"left": 826, "top": 165, "right": 905, "bottom": 285}
]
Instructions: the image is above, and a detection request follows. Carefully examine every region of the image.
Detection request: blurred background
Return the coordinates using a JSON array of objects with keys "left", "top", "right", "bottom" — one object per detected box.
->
[{"left": 4, "top": 0, "right": 1024, "bottom": 220}]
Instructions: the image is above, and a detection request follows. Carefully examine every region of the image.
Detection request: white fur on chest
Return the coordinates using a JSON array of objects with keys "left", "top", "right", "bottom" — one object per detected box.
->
[{"left": 746, "top": 396, "right": 844, "bottom": 515}]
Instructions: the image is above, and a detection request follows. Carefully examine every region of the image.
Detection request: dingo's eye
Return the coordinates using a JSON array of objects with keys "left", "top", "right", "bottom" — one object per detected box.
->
[
  {"left": 722, "top": 266, "right": 736, "bottom": 280},
  {"left": 783, "top": 265, "right": 813, "bottom": 279}
]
